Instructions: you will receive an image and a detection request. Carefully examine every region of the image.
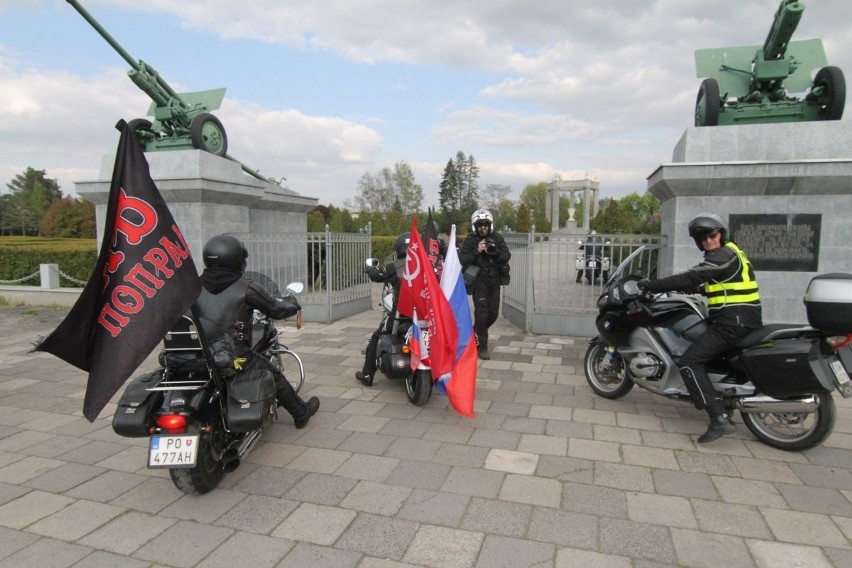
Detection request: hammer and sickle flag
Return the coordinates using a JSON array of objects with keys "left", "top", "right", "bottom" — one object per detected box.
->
[{"left": 34, "top": 120, "right": 201, "bottom": 422}]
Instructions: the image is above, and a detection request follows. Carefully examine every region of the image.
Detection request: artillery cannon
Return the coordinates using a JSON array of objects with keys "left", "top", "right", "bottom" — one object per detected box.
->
[
  {"left": 66, "top": 0, "right": 278, "bottom": 184},
  {"left": 694, "top": 0, "right": 845, "bottom": 126}
]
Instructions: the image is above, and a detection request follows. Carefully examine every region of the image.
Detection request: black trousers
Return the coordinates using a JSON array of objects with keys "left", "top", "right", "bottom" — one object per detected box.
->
[
  {"left": 254, "top": 356, "right": 309, "bottom": 419},
  {"left": 472, "top": 278, "right": 501, "bottom": 349},
  {"left": 678, "top": 323, "right": 751, "bottom": 411}
]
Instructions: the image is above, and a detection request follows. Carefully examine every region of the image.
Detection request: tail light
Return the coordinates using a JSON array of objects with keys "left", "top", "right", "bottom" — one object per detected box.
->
[
  {"left": 827, "top": 334, "right": 852, "bottom": 351},
  {"left": 155, "top": 414, "right": 188, "bottom": 434}
]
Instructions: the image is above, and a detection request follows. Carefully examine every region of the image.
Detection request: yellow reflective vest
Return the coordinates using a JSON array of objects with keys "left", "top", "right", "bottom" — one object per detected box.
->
[{"left": 704, "top": 242, "right": 760, "bottom": 308}]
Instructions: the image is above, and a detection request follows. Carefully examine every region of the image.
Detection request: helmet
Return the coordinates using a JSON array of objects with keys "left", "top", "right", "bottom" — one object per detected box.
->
[
  {"left": 394, "top": 232, "right": 411, "bottom": 259},
  {"left": 688, "top": 213, "right": 728, "bottom": 251},
  {"left": 202, "top": 234, "right": 248, "bottom": 271},
  {"left": 471, "top": 209, "right": 493, "bottom": 231}
]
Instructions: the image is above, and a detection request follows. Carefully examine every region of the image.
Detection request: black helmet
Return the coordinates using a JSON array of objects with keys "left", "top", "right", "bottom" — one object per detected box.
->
[
  {"left": 202, "top": 234, "right": 248, "bottom": 271},
  {"left": 394, "top": 232, "right": 411, "bottom": 259},
  {"left": 688, "top": 213, "right": 728, "bottom": 251}
]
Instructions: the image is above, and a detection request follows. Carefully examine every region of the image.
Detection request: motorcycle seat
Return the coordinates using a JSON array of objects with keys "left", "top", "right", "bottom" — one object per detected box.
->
[{"left": 734, "top": 323, "right": 818, "bottom": 349}]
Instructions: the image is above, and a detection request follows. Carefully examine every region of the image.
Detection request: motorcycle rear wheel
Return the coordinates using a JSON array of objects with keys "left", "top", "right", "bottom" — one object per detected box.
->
[
  {"left": 169, "top": 428, "right": 224, "bottom": 495},
  {"left": 406, "top": 369, "right": 432, "bottom": 406},
  {"left": 584, "top": 342, "right": 634, "bottom": 399},
  {"left": 740, "top": 392, "right": 836, "bottom": 451}
]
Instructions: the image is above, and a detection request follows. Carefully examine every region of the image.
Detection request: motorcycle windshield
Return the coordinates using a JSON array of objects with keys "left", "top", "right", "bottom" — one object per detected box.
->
[
  {"left": 605, "top": 244, "right": 660, "bottom": 287},
  {"left": 245, "top": 271, "right": 282, "bottom": 299}
]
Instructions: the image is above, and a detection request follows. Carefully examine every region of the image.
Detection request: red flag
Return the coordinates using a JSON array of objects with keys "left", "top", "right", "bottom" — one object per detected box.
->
[
  {"left": 397, "top": 217, "right": 458, "bottom": 382},
  {"left": 34, "top": 120, "right": 201, "bottom": 421}
]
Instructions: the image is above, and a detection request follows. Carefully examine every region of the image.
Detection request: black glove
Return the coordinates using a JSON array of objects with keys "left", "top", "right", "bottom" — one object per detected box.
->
[
  {"left": 364, "top": 266, "right": 380, "bottom": 278},
  {"left": 637, "top": 279, "right": 651, "bottom": 291}
]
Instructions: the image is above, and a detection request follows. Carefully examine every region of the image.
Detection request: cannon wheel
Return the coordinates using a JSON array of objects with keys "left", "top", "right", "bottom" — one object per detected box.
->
[
  {"left": 812, "top": 66, "right": 845, "bottom": 121},
  {"left": 190, "top": 113, "right": 228, "bottom": 156},
  {"left": 127, "top": 118, "right": 152, "bottom": 148},
  {"left": 695, "top": 78, "right": 721, "bottom": 127}
]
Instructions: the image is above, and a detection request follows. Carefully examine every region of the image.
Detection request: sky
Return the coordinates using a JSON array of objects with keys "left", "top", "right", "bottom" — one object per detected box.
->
[{"left": 1, "top": 0, "right": 851, "bottom": 209}]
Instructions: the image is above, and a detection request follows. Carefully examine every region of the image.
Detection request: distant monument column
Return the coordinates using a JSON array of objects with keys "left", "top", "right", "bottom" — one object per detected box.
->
[
  {"left": 547, "top": 177, "right": 600, "bottom": 233},
  {"left": 74, "top": 150, "right": 318, "bottom": 264},
  {"left": 647, "top": 121, "right": 852, "bottom": 324}
]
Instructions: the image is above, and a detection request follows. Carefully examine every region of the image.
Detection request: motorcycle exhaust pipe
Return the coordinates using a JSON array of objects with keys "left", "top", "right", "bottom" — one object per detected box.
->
[
  {"left": 221, "top": 449, "right": 240, "bottom": 473},
  {"left": 736, "top": 395, "right": 819, "bottom": 414},
  {"left": 219, "top": 429, "right": 264, "bottom": 472}
]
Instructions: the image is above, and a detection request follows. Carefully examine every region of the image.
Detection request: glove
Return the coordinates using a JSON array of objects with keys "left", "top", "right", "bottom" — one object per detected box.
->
[
  {"left": 364, "top": 266, "right": 380, "bottom": 278},
  {"left": 637, "top": 279, "right": 651, "bottom": 292}
]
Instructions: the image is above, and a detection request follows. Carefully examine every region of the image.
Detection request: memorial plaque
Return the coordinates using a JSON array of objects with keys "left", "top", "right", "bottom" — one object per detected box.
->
[{"left": 729, "top": 214, "right": 820, "bottom": 272}]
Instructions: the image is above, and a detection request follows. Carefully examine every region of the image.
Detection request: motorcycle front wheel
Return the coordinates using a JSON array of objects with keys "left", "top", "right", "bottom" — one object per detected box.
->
[
  {"left": 169, "top": 427, "right": 225, "bottom": 495},
  {"left": 584, "top": 341, "right": 634, "bottom": 399},
  {"left": 740, "top": 392, "right": 836, "bottom": 451},
  {"left": 406, "top": 369, "right": 432, "bottom": 406}
]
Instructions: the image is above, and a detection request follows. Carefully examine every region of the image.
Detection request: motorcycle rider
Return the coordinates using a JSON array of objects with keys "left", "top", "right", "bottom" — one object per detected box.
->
[
  {"left": 459, "top": 209, "right": 512, "bottom": 360},
  {"left": 576, "top": 229, "right": 604, "bottom": 284},
  {"left": 355, "top": 232, "right": 409, "bottom": 386},
  {"left": 196, "top": 234, "right": 320, "bottom": 429},
  {"left": 639, "top": 213, "right": 762, "bottom": 443}
]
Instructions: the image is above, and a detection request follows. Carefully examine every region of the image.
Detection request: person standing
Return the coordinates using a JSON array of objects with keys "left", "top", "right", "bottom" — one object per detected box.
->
[
  {"left": 639, "top": 213, "right": 762, "bottom": 443},
  {"left": 459, "top": 209, "right": 511, "bottom": 360}
]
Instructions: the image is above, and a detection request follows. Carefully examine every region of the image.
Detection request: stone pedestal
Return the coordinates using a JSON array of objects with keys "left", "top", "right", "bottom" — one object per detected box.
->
[
  {"left": 647, "top": 121, "right": 852, "bottom": 324},
  {"left": 74, "top": 150, "right": 318, "bottom": 266}
]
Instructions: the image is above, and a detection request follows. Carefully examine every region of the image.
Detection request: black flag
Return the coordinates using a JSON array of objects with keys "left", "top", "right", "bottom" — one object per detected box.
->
[
  {"left": 422, "top": 208, "right": 444, "bottom": 278},
  {"left": 35, "top": 120, "right": 201, "bottom": 421}
]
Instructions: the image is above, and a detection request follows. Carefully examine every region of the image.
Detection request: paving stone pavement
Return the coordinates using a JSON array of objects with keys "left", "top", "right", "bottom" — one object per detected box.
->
[{"left": 1, "top": 304, "right": 852, "bottom": 567}]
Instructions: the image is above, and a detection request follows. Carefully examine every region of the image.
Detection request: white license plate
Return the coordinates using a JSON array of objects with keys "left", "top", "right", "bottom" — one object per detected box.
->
[
  {"left": 588, "top": 261, "right": 597, "bottom": 268},
  {"left": 148, "top": 435, "right": 198, "bottom": 468},
  {"left": 830, "top": 359, "right": 851, "bottom": 385},
  {"left": 421, "top": 329, "right": 430, "bottom": 350}
]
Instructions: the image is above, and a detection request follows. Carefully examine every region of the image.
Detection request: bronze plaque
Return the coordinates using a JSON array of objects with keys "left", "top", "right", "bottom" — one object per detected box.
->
[{"left": 729, "top": 214, "right": 820, "bottom": 272}]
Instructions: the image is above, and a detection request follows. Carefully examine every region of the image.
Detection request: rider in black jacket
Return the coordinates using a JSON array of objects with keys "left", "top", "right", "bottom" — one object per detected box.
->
[
  {"left": 459, "top": 209, "right": 511, "bottom": 360},
  {"left": 196, "top": 234, "right": 319, "bottom": 428},
  {"left": 355, "top": 232, "right": 408, "bottom": 386},
  {"left": 639, "top": 213, "right": 762, "bottom": 443}
]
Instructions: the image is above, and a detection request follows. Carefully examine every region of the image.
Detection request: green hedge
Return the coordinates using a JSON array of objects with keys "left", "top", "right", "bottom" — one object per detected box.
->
[{"left": 0, "top": 237, "right": 98, "bottom": 287}]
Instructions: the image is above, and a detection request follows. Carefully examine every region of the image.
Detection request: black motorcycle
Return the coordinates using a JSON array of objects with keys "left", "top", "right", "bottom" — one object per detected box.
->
[
  {"left": 584, "top": 246, "right": 852, "bottom": 451},
  {"left": 366, "top": 258, "right": 433, "bottom": 406},
  {"left": 111, "top": 277, "right": 305, "bottom": 494}
]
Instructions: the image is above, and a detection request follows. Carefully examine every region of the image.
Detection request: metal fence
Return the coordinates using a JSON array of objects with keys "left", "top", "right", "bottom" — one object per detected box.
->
[
  {"left": 233, "top": 230, "right": 373, "bottom": 323},
  {"left": 502, "top": 232, "right": 665, "bottom": 336}
]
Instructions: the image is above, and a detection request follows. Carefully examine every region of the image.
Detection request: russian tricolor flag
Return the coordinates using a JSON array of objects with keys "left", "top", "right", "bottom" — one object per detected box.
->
[
  {"left": 438, "top": 224, "right": 477, "bottom": 417},
  {"left": 410, "top": 308, "right": 424, "bottom": 371}
]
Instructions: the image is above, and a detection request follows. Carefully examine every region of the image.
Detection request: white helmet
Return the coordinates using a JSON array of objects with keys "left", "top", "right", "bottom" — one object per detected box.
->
[{"left": 471, "top": 209, "right": 493, "bottom": 228}]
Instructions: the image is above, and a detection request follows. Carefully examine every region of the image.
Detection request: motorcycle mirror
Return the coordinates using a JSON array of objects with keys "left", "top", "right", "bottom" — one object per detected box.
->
[
  {"left": 286, "top": 282, "right": 304, "bottom": 294},
  {"left": 365, "top": 258, "right": 380, "bottom": 268}
]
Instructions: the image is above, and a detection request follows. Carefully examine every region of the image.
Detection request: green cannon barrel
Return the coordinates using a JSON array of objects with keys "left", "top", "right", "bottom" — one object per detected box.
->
[{"left": 762, "top": 0, "right": 804, "bottom": 61}]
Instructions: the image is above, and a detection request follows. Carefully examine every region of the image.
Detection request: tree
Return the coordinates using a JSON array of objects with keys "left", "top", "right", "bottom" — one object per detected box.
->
[
  {"left": 352, "top": 161, "right": 423, "bottom": 214},
  {"left": 515, "top": 203, "right": 533, "bottom": 233},
  {"left": 519, "top": 182, "right": 551, "bottom": 231},
  {"left": 493, "top": 199, "right": 516, "bottom": 233},
  {"left": 592, "top": 199, "right": 636, "bottom": 233},
  {"left": 5, "top": 167, "right": 63, "bottom": 235},
  {"left": 39, "top": 197, "right": 96, "bottom": 238},
  {"left": 438, "top": 150, "right": 480, "bottom": 229},
  {"left": 482, "top": 184, "right": 511, "bottom": 211}
]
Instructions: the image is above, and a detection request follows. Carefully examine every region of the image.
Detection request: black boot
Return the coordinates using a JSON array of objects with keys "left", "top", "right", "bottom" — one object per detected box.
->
[
  {"left": 293, "top": 397, "right": 320, "bottom": 429},
  {"left": 355, "top": 371, "right": 373, "bottom": 386},
  {"left": 698, "top": 410, "right": 736, "bottom": 443}
]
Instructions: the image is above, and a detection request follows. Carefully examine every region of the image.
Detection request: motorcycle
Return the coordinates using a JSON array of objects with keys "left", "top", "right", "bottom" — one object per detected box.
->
[
  {"left": 575, "top": 235, "right": 612, "bottom": 285},
  {"left": 111, "top": 277, "right": 306, "bottom": 494},
  {"left": 584, "top": 245, "right": 852, "bottom": 451},
  {"left": 366, "top": 258, "right": 433, "bottom": 405}
]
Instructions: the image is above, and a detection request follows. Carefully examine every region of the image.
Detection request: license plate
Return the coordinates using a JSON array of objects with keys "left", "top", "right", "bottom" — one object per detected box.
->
[
  {"left": 829, "top": 359, "right": 851, "bottom": 385},
  {"left": 148, "top": 435, "right": 198, "bottom": 468},
  {"left": 421, "top": 329, "right": 430, "bottom": 351},
  {"left": 588, "top": 261, "right": 597, "bottom": 268}
]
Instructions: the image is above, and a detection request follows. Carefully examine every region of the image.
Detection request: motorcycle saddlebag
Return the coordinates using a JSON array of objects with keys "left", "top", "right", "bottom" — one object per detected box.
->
[
  {"left": 112, "top": 369, "right": 165, "bottom": 437},
  {"left": 804, "top": 273, "right": 852, "bottom": 334},
  {"left": 226, "top": 361, "right": 277, "bottom": 433},
  {"left": 378, "top": 333, "right": 411, "bottom": 379},
  {"left": 740, "top": 339, "right": 830, "bottom": 397}
]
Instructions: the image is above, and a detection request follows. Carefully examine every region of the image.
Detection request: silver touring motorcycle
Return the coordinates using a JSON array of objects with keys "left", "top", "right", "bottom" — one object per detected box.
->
[{"left": 585, "top": 246, "right": 852, "bottom": 451}]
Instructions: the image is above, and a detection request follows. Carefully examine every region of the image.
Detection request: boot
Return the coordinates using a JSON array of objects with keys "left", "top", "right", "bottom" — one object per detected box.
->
[
  {"left": 293, "top": 397, "right": 320, "bottom": 429},
  {"left": 698, "top": 410, "right": 736, "bottom": 443},
  {"left": 478, "top": 347, "right": 490, "bottom": 360},
  {"left": 355, "top": 371, "right": 373, "bottom": 386}
]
